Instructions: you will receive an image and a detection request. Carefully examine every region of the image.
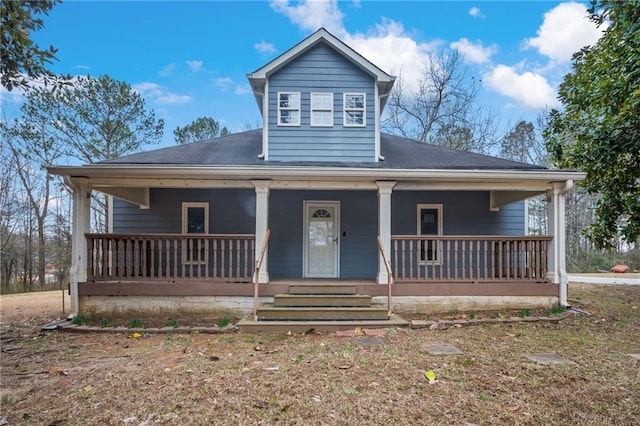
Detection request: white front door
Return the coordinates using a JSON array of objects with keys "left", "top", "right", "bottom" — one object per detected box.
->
[{"left": 303, "top": 201, "right": 340, "bottom": 278}]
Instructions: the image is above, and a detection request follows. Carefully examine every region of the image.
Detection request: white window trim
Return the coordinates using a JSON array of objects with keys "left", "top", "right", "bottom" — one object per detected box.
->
[
  {"left": 182, "top": 202, "right": 209, "bottom": 265},
  {"left": 277, "top": 91, "right": 301, "bottom": 126},
  {"left": 343, "top": 93, "right": 366, "bottom": 127},
  {"left": 417, "top": 204, "right": 443, "bottom": 265},
  {"left": 310, "top": 92, "right": 333, "bottom": 127}
]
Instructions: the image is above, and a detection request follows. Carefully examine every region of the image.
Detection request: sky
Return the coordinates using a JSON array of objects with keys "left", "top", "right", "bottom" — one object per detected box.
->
[{"left": 1, "top": 0, "right": 606, "bottom": 150}]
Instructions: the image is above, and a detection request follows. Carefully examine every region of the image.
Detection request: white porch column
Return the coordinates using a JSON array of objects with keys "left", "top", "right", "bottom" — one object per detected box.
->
[
  {"left": 252, "top": 180, "right": 271, "bottom": 284},
  {"left": 547, "top": 181, "right": 571, "bottom": 306},
  {"left": 376, "top": 181, "right": 396, "bottom": 284},
  {"left": 67, "top": 177, "right": 91, "bottom": 316}
]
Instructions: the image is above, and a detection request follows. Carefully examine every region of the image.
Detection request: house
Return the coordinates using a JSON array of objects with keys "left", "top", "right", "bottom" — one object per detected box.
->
[{"left": 51, "top": 28, "right": 584, "bottom": 330}]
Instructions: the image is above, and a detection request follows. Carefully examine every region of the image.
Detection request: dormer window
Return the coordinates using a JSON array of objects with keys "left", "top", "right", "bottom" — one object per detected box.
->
[
  {"left": 277, "top": 92, "right": 300, "bottom": 126},
  {"left": 310, "top": 93, "right": 334, "bottom": 127},
  {"left": 344, "top": 93, "right": 365, "bottom": 127}
]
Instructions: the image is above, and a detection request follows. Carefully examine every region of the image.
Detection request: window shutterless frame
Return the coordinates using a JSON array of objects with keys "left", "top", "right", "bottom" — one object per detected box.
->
[
  {"left": 343, "top": 93, "right": 366, "bottom": 127},
  {"left": 181, "top": 202, "right": 209, "bottom": 265},
  {"left": 277, "top": 92, "right": 301, "bottom": 126},
  {"left": 416, "top": 204, "right": 443, "bottom": 264},
  {"left": 310, "top": 92, "right": 333, "bottom": 127}
]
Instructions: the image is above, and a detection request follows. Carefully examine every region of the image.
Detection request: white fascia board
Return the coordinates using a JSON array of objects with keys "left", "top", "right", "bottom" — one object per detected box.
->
[
  {"left": 247, "top": 28, "right": 394, "bottom": 85},
  {"left": 50, "top": 165, "right": 586, "bottom": 189}
]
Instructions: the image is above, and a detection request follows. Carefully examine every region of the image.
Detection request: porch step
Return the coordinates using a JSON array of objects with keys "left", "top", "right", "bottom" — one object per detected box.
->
[
  {"left": 288, "top": 285, "right": 358, "bottom": 295},
  {"left": 273, "top": 294, "right": 371, "bottom": 307},
  {"left": 256, "top": 304, "right": 389, "bottom": 321},
  {"left": 237, "top": 314, "right": 409, "bottom": 334}
]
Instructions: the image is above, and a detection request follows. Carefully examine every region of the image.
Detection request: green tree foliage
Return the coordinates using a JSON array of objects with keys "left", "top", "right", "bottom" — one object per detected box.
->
[
  {"left": 30, "top": 75, "right": 165, "bottom": 162},
  {"left": 1, "top": 0, "right": 67, "bottom": 91},
  {"left": 173, "top": 116, "right": 229, "bottom": 145},
  {"left": 545, "top": 0, "right": 640, "bottom": 248}
]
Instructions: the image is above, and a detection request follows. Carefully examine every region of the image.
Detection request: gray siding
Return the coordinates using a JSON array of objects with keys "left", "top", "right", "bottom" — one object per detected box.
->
[
  {"left": 267, "top": 43, "right": 376, "bottom": 162},
  {"left": 392, "top": 192, "right": 525, "bottom": 235},
  {"left": 269, "top": 190, "right": 379, "bottom": 278},
  {"left": 112, "top": 189, "right": 524, "bottom": 279},
  {"left": 112, "top": 188, "right": 255, "bottom": 234}
]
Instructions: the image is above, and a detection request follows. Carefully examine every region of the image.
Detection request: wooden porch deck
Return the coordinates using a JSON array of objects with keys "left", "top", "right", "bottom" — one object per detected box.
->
[{"left": 78, "top": 277, "right": 557, "bottom": 298}]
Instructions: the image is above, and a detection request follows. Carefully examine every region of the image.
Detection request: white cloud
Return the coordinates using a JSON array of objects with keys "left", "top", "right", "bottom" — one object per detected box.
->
[
  {"left": 212, "top": 77, "right": 233, "bottom": 91},
  {"left": 73, "top": 64, "right": 91, "bottom": 70},
  {"left": 133, "top": 82, "right": 192, "bottom": 105},
  {"left": 450, "top": 38, "right": 496, "bottom": 64},
  {"left": 234, "top": 84, "right": 252, "bottom": 96},
  {"left": 525, "top": 2, "right": 605, "bottom": 63},
  {"left": 254, "top": 41, "right": 277, "bottom": 56},
  {"left": 159, "top": 63, "right": 176, "bottom": 77},
  {"left": 483, "top": 65, "right": 559, "bottom": 110},
  {"left": 270, "top": 0, "right": 346, "bottom": 37},
  {"left": 469, "top": 6, "right": 485, "bottom": 19},
  {"left": 186, "top": 60, "right": 203, "bottom": 73},
  {"left": 0, "top": 85, "right": 25, "bottom": 105},
  {"left": 343, "top": 19, "right": 438, "bottom": 90}
]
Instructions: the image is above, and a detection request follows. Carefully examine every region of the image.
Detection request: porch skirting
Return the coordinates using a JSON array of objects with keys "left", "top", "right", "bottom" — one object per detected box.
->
[{"left": 77, "top": 280, "right": 559, "bottom": 316}]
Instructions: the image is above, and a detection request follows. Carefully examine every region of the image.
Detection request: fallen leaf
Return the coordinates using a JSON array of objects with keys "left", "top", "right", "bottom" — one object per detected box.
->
[
  {"left": 507, "top": 405, "right": 520, "bottom": 412},
  {"left": 336, "top": 365, "right": 352, "bottom": 370},
  {"left": 48, "top": 367, "right": 68, "bottom": 376},
  {"left": 424, "top": 370, "right": 436, "bottom": 381},
  {"left": 131, "top": 332, "right": 142, "bottom": 338}
]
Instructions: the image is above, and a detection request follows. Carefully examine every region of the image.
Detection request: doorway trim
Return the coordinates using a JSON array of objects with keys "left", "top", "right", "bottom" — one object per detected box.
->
[{"left": 303, "top": 200, "right": 340, "bottom": 278}]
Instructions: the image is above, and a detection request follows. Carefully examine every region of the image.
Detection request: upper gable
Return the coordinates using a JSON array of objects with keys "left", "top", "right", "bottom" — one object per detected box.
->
[
  {"left": 247, "top": 28, "right": 396, "bottom": 163},
  {"left": 266, "top": 43, "right": 377, "bottom": 162},
  {"left": 248, "top": 28, "right": 395, "bottom": 112}
]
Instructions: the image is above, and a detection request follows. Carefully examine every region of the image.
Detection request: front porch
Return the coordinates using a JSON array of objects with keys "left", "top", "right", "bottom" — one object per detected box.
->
[
  {"left": 84, "top": 233, "right": 552, "bottom": 285},
  {"left": 80, "top": 233, "right": 557, "bottom": 298}
]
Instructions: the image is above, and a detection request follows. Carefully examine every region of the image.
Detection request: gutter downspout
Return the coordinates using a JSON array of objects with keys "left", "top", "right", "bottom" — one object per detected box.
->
[
  {"left": 255, "top": 81, "right": 267, "bottom": 160},
  {"left": 376, "top": 89, "right": 390, "bottom": 162}
]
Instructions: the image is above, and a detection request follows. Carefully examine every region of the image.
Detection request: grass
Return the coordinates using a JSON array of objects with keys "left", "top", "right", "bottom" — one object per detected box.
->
[
  {"left": 128, "top": 318, "right": 143, "bottom": 328},
  {"left": 0, "top": 283, "right": 638, "bottom": 425}
]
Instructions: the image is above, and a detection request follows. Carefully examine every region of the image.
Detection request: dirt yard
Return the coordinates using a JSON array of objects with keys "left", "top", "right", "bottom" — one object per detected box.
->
[{"left": 1, "top": 284, "right": 639, "bottom": 425}]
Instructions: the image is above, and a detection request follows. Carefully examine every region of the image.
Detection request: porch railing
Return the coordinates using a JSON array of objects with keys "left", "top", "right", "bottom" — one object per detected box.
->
[
  {"left": 391, "top": 235, "right": 552, "bottom": 282},
  {"left": 86, "top": 233, "right": 255, "bottom": 282}
]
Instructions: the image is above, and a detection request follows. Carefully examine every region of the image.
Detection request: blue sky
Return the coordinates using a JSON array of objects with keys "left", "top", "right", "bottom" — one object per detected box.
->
[{"left": 2, "top": 0, "right": 605, "bottom": 149}]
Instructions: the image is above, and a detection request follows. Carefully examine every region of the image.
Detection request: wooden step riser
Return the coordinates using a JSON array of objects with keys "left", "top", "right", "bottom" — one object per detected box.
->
[
  {"left": 257, "top": 308, "right": 389, "bottom": 321},
  {"left": 273, "top": 295, "right": 371, "bottom": 307},
  {"left": 288, "top": 285, "right": 358, "bottom": 295}
]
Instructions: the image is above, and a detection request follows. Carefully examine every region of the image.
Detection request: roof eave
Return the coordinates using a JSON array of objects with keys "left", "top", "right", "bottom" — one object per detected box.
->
[{"left": 49, "top": 164, "right": 586, "bottom": 184}]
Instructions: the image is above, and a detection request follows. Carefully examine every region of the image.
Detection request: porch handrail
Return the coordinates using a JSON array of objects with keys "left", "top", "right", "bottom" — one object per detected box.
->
[
  {"left": 253, "top": 229, "right": 270, "bottom": 322},
  {"left": 377, "top": 236, "right": 394, "bottom": 319}
]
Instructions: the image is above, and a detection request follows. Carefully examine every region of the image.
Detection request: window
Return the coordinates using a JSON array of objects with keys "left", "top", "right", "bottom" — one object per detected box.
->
[
  {"left": 343, "top": 93, "right": 365, "bottom": 127},
  {"left": 277, "top": 92, "right": 300, "bottom": 126},
  {"left": 182, "top": 202, "right": 209, "bottom": 264},
  {"left": 311, "top": 93, "right": 333, "bottom": 127},
  {"left": 417, "top": 204, "right": 443, "bottom": 263}
]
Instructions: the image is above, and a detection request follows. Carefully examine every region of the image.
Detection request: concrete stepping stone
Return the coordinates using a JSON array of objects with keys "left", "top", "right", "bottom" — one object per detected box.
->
[
  {"left": 526, "top": 353, "right": 576, "bottom": 365},
  {"left": 356, "top": 337, "right": 384, "bottom": 347},
  {"left": 425, "top": 343, "right": 463, "bottom": 355},
  {"left": 628, "top": 354, "right": 640, "bottom": 360}
]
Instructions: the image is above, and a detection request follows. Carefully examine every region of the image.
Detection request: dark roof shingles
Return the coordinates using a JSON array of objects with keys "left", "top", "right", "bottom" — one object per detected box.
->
[{"left": 102, "top": 129, "right": 545, "bottom": 171}]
